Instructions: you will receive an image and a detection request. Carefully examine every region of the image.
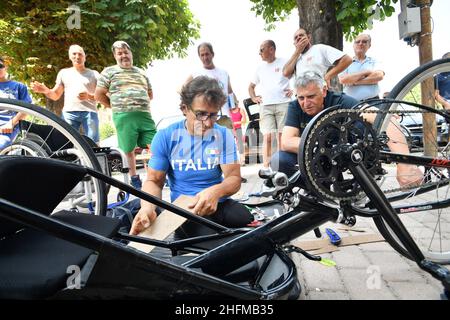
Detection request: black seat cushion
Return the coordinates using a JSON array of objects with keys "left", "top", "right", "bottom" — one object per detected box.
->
[
  {"left": 0, "top": 211, "right": 121, "bottom": 299},
  {"left": 0, "top": 156, "right": 87, "bottom": 237}
]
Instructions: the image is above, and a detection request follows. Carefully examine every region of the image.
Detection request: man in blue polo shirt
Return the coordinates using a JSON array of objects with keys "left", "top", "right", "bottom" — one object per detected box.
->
[
  {"left": 339, "top": 34, "right": 384, "bottom": 101},
  {"left": 435, "top": 52, "right": 450, "bottom": 110},
  {"left": 0, "top": 57, "right": 33, "bottom": 150},
  {"left": 130, "top": 76, "right": 252, "bottom": 235},
  {"left": 270, "top": 71, "right": 422, "bottom": 187}
]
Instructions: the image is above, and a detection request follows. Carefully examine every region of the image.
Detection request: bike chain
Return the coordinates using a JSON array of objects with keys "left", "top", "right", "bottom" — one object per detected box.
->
[{"left": 304, "top": 108, "right": 450, "bottom": 202}]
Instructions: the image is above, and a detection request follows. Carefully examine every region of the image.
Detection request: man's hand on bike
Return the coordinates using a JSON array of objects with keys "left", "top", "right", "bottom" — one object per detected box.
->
[
  {"left": 396, "top": 163, "right": 423, "bottom": 188},
  {"left": 130, "top": 207, "right": 157, "bottom": 235},
  {"left": 0, "top": 120, "right": 14, "bottom": 134},
  {"left": 189, "top": 189, "right": 219, "bottom": 216}
]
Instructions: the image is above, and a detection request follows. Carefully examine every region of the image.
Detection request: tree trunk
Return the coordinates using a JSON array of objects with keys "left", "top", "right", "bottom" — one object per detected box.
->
[
  {"left": 297, "top": 0, "right": 343, "bottom": 90},
  {"left": 45, "top": 93, "right": 64, "bottom": 117},
  {"left": 297, "top": 0, "right": 342, "bottom": 50}
]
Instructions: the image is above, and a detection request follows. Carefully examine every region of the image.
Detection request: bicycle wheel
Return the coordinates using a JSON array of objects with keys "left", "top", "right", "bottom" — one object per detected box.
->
[
  {"left": 0, "top": 98, "right": 107, "bottom": 215},
  {"left": 1, "top": 138, "right": 49, "bottom": 157},
  {"left": 371, "top": 59, "right": 450, "bottom": 263}
]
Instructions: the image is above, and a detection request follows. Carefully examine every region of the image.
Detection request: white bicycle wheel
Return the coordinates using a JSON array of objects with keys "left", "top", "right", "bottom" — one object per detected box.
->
[
  {"left": 0, "top": 98, "right": 107, "bottom": 215},
  {"left": 372, "top": 59, "right": 450, "bottom": 263}
]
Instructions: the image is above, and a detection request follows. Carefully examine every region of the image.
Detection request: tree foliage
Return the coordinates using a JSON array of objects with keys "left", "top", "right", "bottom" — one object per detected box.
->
[
  {"left": 249, "top": 0, "right": 398, "bottom": 41},
  {"left": 0, "top": 0, "right": 200, "bottom": 104}
]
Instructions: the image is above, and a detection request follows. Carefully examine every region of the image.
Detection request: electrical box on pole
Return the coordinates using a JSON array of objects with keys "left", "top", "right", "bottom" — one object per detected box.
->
[{"left": 398, "top": 7, "right": 421, "bottom": 39}]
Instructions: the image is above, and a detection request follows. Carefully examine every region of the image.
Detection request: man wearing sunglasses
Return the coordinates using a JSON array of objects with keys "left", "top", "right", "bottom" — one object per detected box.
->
[
  {"left": 130, "top": 76, "right": 252, "bottom": 236},
  {"left": 338, "top": 34, "right": 385, "bottom": 101},
  {"left": 0, "top": 57, "right": 32, "bottom": 151}
]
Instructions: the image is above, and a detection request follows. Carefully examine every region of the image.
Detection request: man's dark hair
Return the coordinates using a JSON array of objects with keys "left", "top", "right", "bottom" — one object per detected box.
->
[
  {"left": 299, "top": 27, "right": 311, "bottom": 35},
  {"left": 266, "top": 40, "right": 276, "bottom": 50},
  {"left": 197, "top": 42, "right": 214, "bottom": 56},
  {"left": 180, "top": 76, "right": 226, "bottom": 109}
]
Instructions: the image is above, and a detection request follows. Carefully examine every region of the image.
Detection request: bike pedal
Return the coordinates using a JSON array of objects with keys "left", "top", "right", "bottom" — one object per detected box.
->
[{"left": 325, "top": 228, "right": 341, "bottom": 245}]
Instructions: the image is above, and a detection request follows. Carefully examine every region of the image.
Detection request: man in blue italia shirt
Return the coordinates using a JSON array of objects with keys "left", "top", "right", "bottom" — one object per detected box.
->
[{"left": 130, "top": 76, "right": 252, "bottom": 235}]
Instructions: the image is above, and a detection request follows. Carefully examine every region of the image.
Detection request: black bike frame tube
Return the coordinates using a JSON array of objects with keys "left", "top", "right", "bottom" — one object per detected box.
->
[
  {"left": 186, "top": 206, "right": 336, "bottom": 277},
  {"left": 380, "top": 151, "right": 450, "bottom": 169},
  {"left": 349, "top": 164, "right": 425, "bottom": 264},
  {"left": 87, "top": 167, "right": 229, "bottom": 232},
  {"left": 0, "top": 198, "right": 262, "bottom": 299}
]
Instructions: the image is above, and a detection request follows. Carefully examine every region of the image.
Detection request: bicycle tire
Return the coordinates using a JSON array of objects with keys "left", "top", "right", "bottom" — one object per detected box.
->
[
  {"left": 371, "top": 59, "right": 450, "bottom": 263},
  {"left": 0, "top": 98, "right": 107, "bottom": 215},
  {"left": 0, "top": 138, "right": 49, "bottom": 157}
]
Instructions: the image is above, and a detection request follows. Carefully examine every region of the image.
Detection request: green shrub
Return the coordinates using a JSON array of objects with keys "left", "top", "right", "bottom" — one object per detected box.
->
[{"left": 100, "top": 122, "right": 116, "bottom": 141}]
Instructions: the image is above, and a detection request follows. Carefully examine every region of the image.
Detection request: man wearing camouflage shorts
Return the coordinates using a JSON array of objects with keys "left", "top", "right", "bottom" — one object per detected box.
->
[{"left": 95, "top": 40, "right": 156, "bottom": 189}]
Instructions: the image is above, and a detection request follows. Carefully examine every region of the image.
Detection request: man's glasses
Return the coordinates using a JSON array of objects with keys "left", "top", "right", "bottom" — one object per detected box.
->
[
  {"left": 0, "top": 63, "right": 5, "bottom": 69},
  {"left": 192, "top": 110, "right": 220, "bottom": 121},
  {"left": 354, "top": 39, "right": 369, "bottom": 44}
]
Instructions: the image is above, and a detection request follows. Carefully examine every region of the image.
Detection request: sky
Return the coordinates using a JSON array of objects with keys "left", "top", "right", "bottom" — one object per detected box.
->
[{"left": 147, "top": 0, "right": 450, "bottom": 125}]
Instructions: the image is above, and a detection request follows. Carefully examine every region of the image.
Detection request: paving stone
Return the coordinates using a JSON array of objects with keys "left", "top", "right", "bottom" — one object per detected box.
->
[
  {"left": 306, "top": 290, "right": 351, "bottom": 300},
  {"left": 299, "top": 259, "right": 346, "bottom": 292},
  {"left": 339, "top": 268, "right": 397, "bottom": 300},
  {"left": 388, "top": 281, "right": 445, "bottom": 300},
  {"left": 331, "top": 246, "right": 371, "bottom": 268}
]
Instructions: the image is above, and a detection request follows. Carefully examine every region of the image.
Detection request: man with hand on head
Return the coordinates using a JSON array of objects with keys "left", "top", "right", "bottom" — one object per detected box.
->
[{"left": 283, "top": 28, "right": 352, "bottom": 89}]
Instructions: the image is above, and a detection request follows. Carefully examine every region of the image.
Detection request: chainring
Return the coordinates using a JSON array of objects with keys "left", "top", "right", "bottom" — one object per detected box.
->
[{"left": 299, "top": 108, "right": 382, "bottom": 202}]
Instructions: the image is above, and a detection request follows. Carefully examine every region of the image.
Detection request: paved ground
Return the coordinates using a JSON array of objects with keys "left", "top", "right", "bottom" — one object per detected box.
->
[{"left": 119, "top": 163, "right": 449, "bottom": 300}]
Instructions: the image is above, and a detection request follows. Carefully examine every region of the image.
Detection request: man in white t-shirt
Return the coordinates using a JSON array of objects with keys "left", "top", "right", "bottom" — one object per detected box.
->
[
  {"left": 31, "top": 45, "right": 100, "bottom": 142},
  {"left": 283, "top": 28, "right": 352, "bottom": 89},
  {"left": 248, "top": 40, "right": 292, "bottom": 168},
  {"left": 185, "top": 42, "right": 235, "bottom": 129}
]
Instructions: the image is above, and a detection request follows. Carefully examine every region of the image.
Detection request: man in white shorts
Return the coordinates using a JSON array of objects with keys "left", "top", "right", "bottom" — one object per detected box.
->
[{"left": 249, "top": 40, "right": 292, "bottom": 168}]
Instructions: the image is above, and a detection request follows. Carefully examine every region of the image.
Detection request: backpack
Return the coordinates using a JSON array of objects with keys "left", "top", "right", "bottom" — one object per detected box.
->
[{"left": 106, "top": 198, "right": 141, "bottom": 233}]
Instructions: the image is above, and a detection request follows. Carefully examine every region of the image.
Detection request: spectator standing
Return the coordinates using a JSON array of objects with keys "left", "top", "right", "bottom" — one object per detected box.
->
[
  {"left": 0, "top": 56, "right": 32, "bottom": 150},
  {"left": 31, "top": 45, "right": 100, "bottom": 142},
  {"left": 339, "top": 34, "right": 384, "bottom": 101},
  {"left": 249, "top": 40, "right": 292, "bottom": 169},
  {"left": 185, "top": 42, "right": 235, "bottom": 129},
  {"left": 230, "top": 95, "right": 247, "bottom": 167},
  {"left": 95, "top": 41, "right": 156, "bottom": 189},
  {"left": 282, "top": 28, "right": 352, "bottom": 89},
  {"left": 435, "top": 52, "right": 450, "bottom": 110}
]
